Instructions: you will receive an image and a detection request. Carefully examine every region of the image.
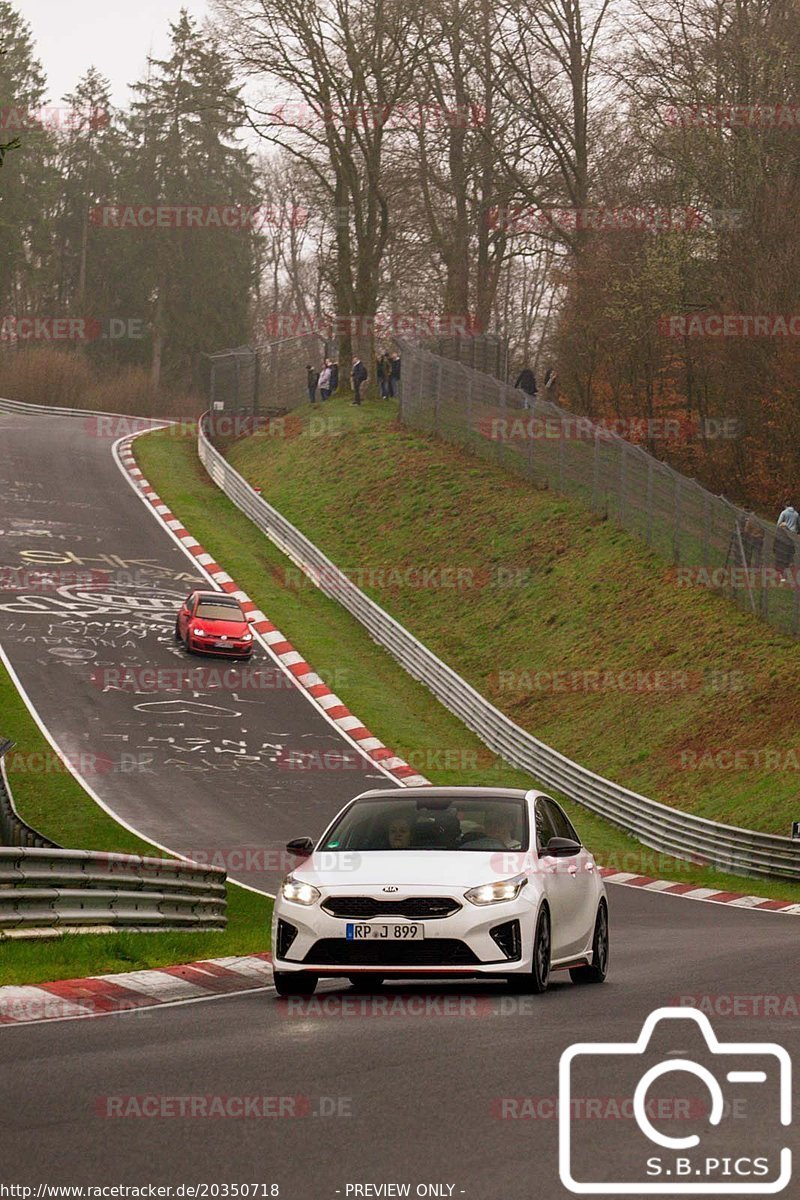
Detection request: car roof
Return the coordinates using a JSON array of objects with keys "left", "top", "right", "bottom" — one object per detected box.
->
[
  {"left": 350, "top": 786, "right": 542, "bottom": 802},
  {"left": 191, "top": 591, "right": 242, "bottom": 603}
]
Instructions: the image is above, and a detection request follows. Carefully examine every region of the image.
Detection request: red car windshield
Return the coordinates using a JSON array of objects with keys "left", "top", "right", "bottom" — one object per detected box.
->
[{"left": 195, "top": 601, "right": 245, "bottom": 622}]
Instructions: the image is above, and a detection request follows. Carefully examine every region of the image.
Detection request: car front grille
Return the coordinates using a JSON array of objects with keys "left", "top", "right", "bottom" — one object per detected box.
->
[
  {"left": 304, "top": 939, "right": 479, "bottom": 967},
  {"left": 321, "top": 896, "right": 461, "bottom": 920}
]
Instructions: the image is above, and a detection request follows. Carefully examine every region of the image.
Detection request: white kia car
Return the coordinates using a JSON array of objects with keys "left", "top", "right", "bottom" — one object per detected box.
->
[{"left": 271, "top": 787, "right": 608, "bottom": 996}]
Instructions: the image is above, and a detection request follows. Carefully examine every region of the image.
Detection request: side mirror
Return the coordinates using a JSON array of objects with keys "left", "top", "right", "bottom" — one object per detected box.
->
[
  {"left": 286, "top": 836, "right": 314, "bottom": 858},
  {"left": 543, "top": 836, "right": 581, "bottom": 858}
]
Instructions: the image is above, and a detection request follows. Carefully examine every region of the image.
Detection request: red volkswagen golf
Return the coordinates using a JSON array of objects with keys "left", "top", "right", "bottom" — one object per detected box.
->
[{"left": 175, "top": 590, "right": 255, "bottom": 659}]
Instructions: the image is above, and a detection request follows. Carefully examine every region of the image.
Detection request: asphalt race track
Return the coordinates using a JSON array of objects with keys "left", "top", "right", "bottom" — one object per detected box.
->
[
  {"left": 0, "top": 409, "right": 392, "bottom": 892},
  {"left": 1, "top": 888, "right": 797, "bottom": 1197},
  {"left": 1, "top": 408, "right": 797, "bottom": 1197}
]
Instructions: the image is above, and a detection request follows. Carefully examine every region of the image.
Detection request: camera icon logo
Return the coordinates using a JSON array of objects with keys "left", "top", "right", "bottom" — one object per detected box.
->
[{"left": 559, "top": 1007, "right": 792, "bottom": 1194}]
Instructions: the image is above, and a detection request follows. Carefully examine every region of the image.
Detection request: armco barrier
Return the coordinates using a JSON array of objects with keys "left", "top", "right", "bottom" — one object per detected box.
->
[
  {"left": 0, "top": 396, "right": 145, "bottom": 421},
  {"left": 197, "top": 413, "right": 800, "bottom": 882},
  {"left": 0, "top": 738, "right": 58, "bottom": 849},
  {"left": 0, "top": 847, "right": 227, "bottom": 937}
]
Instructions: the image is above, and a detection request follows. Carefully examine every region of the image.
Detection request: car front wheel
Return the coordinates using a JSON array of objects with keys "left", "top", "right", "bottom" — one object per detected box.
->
[
  {"left": 570, "top": 901, "right": 609, "bottom": 985},
  {"left": 273, "top": 970, "right": 318, "bottom": 997},
  {"left": 509, "top": 906, "right": 550, "bottom": 994}
]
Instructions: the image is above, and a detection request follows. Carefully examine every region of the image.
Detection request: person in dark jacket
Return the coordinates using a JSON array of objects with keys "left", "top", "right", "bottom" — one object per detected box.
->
[
  {"left": 306, "top": 364, "right": 320, "bottom": 405},
  {"left": 329, "top": 360, "right": 339, "bottom": 394},
  {"left": 351, "top": 356, "right": 368, "bottom": 405},
  {"left": 514, "top": 366, "right": 537, "bottom": 408},
  {"left": 389, "top": 353, "right": 401, "bottom": 397}
]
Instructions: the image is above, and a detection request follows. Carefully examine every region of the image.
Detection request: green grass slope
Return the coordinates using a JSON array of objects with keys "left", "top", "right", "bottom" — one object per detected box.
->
[{"left": 221, "top": 394, "right": 800, "bottom": 839}]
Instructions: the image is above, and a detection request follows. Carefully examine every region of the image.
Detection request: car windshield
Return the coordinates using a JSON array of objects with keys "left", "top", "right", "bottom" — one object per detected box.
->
[
  {"left": 195, "top": 602, "right": 244, "bottom": 621},
  {"left": 320, "top": 796, "right": 528, "bottom": 852}
]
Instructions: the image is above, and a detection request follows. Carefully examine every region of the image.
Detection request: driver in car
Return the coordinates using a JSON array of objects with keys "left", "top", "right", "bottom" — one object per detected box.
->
[
  {"left": 484, "top": 811, "right": 521, "bottom": 849},
  {"left": 387, "top": 816, "right": 413, "bottom": 849}
]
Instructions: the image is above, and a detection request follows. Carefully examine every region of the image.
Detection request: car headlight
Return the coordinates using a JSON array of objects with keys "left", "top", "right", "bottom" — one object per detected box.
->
[
  {"left": 241, "top": 632, "right": 253, "bottom": 642},
  {"left": 192, "top": 626, "right": 208, "bottom": 637},
  {"left": 281, "top": 875, "right": 321, "bottom": 906},
  {"left": 464, "top": 873, "right": 528, "bottom": 905}
]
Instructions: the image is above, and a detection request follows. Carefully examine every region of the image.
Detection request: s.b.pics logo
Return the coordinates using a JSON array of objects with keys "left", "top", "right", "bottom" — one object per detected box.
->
[{"left": 559, "top": 1007, "right": 792, "bottom": 1194}]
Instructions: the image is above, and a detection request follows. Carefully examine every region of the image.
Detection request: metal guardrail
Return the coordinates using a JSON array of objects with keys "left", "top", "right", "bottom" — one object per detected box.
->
[
  {"left": 0, "top": 737, "right": 226, "bottom": 936},
  {"left": 0, "top": 847, "right": 227, "bottom": 937},
  {"left": 198, "top": 413, "right": 800, "bottom": 882},
  {"left": 0, "top": 396, "right": 145, "bottom": 420},
  {"left": 0, "top": 738, "right": 58, "bottom": 849}
]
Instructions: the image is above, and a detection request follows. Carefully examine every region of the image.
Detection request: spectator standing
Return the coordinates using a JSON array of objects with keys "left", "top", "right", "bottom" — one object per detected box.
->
[
  {"left": 774, "top": 500, "right": 798, "bottom": 583},
  {"left": 776, "top": 501, "right": 799, "bottom": 534},
  {"left": 389, "top": 352, "right": 401, "bottom": 397},
  {"left": 329, "top": 359, "right": 339, "bottom": 394},
  {"left": 514, "top": 366, "right": 537, "bottom": 408},
  {"left": 377, "top": 352, "right": 392, "bottom": 399},
  {"left": 306, "top": 364, "right": 319, "bottom": 405},
  {"left": 318, "top": 360, "right": 332, "bottom": 402},
  {"left": 351, "top": 356, "right": 368, "bottom": 406}
]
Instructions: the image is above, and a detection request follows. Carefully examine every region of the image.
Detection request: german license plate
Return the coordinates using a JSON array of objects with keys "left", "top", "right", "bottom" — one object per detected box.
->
[{"left": 345, "top": 923, "right": 424, "bottom": 940}]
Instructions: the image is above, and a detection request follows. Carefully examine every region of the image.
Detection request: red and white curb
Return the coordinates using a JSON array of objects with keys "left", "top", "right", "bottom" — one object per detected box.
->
[
  {"left": 599, "top": 868, "right": 800, "bottom": 914},
  {"left": 116, "top": 435, "right": 799, "bottom": 918},
  {"left": 116, "top": 437, "right": 429, "bottom": 788},
  {"left": 0, "top": 953, "right": 274, "bottom": 1026}
]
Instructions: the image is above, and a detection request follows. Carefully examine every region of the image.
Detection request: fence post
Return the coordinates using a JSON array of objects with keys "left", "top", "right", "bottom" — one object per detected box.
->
[
  {"left": 465, "top": 371, "right": 473, "bottom": 440},
  {"left": 672, "top": 473, "right": 682, "bottom": 564},
  {"left": 645, "top": 457, "right": 654, "bottom": 544},
  {"left": 527, "top": 400, "right": 535, "bottom": 480},
  {"left": 591, "top": 428, "right": 600, "bottom": 511},
  {"left": 558, "top": 419, "right": 565, "bottom": 490},
  {"left": 619, "top": 443, "right": 627, "bottom": 525},
  {"left": 434, "top": 360, "right": 442, "bottom": 434}
]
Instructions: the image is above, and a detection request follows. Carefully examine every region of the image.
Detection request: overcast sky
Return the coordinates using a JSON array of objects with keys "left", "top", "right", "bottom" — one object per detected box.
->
[{"left": 22, "top": 0, "right": 211, "bottom": 107}]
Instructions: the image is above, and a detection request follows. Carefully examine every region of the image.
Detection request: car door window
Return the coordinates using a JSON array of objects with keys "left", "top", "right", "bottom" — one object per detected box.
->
[
  {"left": 544, "top": 799, "right": 581, "bottom": 845},
  {"left": 535, "top": 800, "right": 558, "bottom": 853}
]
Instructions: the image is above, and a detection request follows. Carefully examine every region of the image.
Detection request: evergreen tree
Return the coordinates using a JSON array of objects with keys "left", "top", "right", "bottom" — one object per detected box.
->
[
  {"left": 119, "top": 9, "right": 259, "bottom": 386},
  {"left": 0, "top": 2, "right": 56, "bottom": 312}
]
